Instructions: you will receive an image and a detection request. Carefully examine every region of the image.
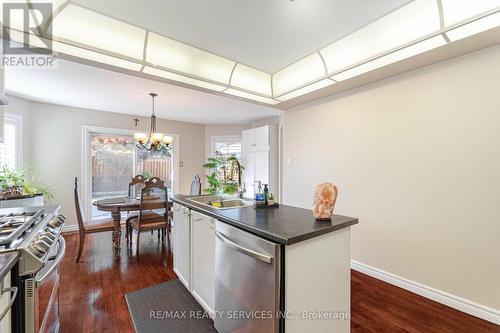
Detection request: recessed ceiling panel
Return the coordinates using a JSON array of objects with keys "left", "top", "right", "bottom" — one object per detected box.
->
[{"left": 72, "top": 0, "right": 411, "bottom": 72}]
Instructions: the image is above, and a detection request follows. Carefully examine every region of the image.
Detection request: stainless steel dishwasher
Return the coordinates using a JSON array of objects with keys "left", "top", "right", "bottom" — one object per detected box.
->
[{"left": 214, "top": 221, "right": 280, "bottom": 333}]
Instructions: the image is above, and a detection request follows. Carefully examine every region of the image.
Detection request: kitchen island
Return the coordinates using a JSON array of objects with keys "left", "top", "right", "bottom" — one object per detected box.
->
[{"left": 172, "top": 194, "right": 358, "bottom": 333}]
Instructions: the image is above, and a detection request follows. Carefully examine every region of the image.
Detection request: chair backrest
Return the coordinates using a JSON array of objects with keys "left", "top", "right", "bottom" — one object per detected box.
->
[
  {"left": 74, "top": 177, "right": 86, "bottom": 232},
  {"left": 128, "top": 175, "right": 146, "bottom": 198},
  {"left": 138, "top": 177, "right": 170, "bottom": 224}
]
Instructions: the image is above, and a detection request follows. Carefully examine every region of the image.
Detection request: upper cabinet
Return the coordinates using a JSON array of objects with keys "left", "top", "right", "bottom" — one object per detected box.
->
[{"left": 242, "top": 126, "right": 269, "bottom": 151}]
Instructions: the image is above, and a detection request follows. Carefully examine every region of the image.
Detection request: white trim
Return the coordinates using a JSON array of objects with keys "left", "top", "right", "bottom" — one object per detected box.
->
[
  {"left": 62, "top": 224, "right": 79, "bottom": 233},
  {"left": 351, "top": 260, "right": 500, "bottom": 325},
  {"left": 81, "top": 125, "right": 180, "bottom": 220},
  {"left": 4, "top": 112, "right": 23, "bottom": 169}
]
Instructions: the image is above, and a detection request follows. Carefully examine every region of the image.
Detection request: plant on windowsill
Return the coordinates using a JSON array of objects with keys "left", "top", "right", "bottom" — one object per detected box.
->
[
  {"left": 202, "top": 152, "right": 244, "bottom": 195},
  {"left": 0, "top": 166, "right": 55, "bottom": 201}
]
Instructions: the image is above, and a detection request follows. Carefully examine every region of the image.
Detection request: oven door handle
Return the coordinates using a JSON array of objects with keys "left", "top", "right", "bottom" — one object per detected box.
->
[
  {"left": 35, "top": 236, "right": 65, "bottom": 285},
  {"left": 0, "top": 286, "right": 18, "bottom": 321}
]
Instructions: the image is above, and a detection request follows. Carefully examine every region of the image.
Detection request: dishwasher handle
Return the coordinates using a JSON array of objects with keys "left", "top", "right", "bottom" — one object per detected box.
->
[{"left": 215, "top": 231, "right": 273, "bottom": 264}]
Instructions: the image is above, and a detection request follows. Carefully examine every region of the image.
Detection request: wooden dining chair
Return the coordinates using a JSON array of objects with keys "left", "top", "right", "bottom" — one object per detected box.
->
[
  {"left": 74, "top": 177, "right": 115, "bottom": 263},
  {"left": 126, "top": 177, "right": 172, "bottom": 256},
  {"left": 128, "top": 174, "right": 146, "bottom": 198}
]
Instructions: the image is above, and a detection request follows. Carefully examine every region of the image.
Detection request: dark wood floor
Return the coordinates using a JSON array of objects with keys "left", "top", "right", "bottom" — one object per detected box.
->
[{"left": 60, "top": 231, "right": 500, "bottom": 333}]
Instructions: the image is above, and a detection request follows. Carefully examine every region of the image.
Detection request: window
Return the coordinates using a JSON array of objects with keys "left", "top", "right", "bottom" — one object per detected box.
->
[
  {"left": 213, "top": 136, "right": 242, "bottom": 160},
  {"left": 85, "top": 127, "right": 177, "bottom": 219},
  {"left": 0, "top": 113, "right": 22, "bottom": 170},
  {"left": 212, "top": 135, "right": 242, "bottom": 184}
]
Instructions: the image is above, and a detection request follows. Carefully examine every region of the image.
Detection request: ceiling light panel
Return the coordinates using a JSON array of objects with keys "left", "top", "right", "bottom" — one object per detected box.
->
[
  {"left": 143, "top": 66, "right": 227, "bottom": 92},
  {"left": 224, "top": 89, "right": 280, "bottom": 105},
  {"left": 276, "top": 79, "right": 336, "bottom": 102},
  {"left": 51, "top": 4, "right": 146, "bottom": 60},
  {"left": 146, "top": 32, "right": 235, "bottom": 85},
  {"left": 446, "top": 11, "right": 500, "bottom": 41},
  {"left": 54, "top": 41, "right": 143, "bottom": 71},
  {"left": 230, "top": 64, "right": 272, "bottom": 96},
  {"left": 320, "top": 0, "right": 440, "bottom": 75},
  {"left": 272, "top": 53, "right": 326, "bottom": 96},
  {"left": 441, "top": 0, "right": 500, "bottom": 27},
  {"left": 331, "top": 35, "right": 446, "bottom": 82}
]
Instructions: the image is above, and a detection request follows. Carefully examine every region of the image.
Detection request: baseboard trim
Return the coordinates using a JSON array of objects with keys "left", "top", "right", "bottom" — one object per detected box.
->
[
  {"left": 351, "top": 260, "right": 500, "bottom": 325},
  {"left": 63, "top": 224, "right": 79, "bottom": 233}
]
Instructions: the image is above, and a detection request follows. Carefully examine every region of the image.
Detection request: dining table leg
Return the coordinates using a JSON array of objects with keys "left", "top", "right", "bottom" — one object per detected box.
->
[{"left": 111, "top": 210, "right": 121, "bottom": 258}]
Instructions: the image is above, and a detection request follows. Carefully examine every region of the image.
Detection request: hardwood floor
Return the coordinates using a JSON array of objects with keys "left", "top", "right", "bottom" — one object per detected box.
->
[{"left": 60, "top": 231, "right": 500, "bottom": 333}]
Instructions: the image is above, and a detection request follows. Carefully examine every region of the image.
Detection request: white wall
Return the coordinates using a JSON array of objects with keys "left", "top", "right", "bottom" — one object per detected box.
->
[
  {"left": 282, "top": 44, "right": 500, "bottom": 311},
  {"left": 6, "top": 95, "right": 205, "bottom": 227}
]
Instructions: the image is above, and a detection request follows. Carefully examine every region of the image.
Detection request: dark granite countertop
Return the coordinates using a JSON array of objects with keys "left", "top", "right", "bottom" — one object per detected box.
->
[
  {"left": 172, "top": 194, "right": 358, "bottom": 245},
  {"left": 0, "top": 252, "right": 19, "bottom": 280}
]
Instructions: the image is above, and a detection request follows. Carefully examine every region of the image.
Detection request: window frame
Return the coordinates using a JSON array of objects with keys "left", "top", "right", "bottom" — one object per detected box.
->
[
  {"left": 82, "top": 125, "right": 179, "bottom": 220},
  {"left": 1, "top": 112, "right": 23, "bottom": 169},
  {"left": 210, "top": 135, "right": 242, "bottom": 158}
]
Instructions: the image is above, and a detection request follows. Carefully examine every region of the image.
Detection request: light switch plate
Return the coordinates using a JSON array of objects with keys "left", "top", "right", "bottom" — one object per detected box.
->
[{"left": 287, "top": 158, "right": 292, "bottom": 166}]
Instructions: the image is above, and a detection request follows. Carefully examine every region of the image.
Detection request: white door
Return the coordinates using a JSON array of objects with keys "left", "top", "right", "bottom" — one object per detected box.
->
[
  {"left": 173, "top": 203, "right": 191, "bottom": 289},
  {"left": 191, "top": 211, "right": 215, "bottom": 314}
]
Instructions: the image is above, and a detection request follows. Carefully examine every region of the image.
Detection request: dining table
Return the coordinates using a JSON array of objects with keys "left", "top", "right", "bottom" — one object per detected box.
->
[{"left": 93, "top": 196, "right": 171, "bottom": 258}]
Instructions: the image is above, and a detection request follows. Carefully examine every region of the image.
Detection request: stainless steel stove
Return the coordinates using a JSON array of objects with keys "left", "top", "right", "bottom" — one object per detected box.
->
[{"left": 0, "top": 205, "right": 66, "bottom": 333}]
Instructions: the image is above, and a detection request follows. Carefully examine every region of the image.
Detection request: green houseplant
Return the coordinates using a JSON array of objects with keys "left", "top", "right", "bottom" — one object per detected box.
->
[
  {"left": 0, "top": 166, "right": 55, "bottom": 201},
  {"left": 203, "top": 152, "right": 243, "bottom": 195}
]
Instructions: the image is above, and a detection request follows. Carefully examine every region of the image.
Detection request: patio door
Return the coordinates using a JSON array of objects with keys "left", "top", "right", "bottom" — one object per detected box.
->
[{"left": 83, "top": 126, "right": 177, "bottom": 220}]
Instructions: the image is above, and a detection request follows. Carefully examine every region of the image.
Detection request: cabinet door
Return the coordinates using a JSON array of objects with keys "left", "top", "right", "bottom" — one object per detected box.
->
[
  {"left": 241, "top": 129, "right": 254, "bottom": 149},
  {"left": 253, "top": 125, "right": 269, "bottom": 149},
  {"left": 173, "top": 203, "right": 191, "bottom": 289},
  {"left": 241, "top": 152, "right": 256, "bottom": 198},
  {"left": 254, "top": 150, "right": 269, "bottom": 186},
  {"left": 191, "top": 211, "right": 215, "bottom": 314}
]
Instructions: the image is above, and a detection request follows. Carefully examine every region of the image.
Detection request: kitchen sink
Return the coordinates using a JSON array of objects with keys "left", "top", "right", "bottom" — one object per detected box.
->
[{"left": 188, "top": 196, "right": 253, "bottom": 209}]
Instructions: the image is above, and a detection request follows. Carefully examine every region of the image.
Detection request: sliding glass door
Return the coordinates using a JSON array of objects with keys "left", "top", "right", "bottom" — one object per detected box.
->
[{"left": 86, "top": 128, "right": 175, "bottom": 220}]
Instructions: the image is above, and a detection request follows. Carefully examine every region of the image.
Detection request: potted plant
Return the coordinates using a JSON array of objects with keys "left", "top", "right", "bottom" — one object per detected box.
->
[
  {"left": 0, "top": 166, "right": 55, "bottom": 201},
  {"left": 203, "top": 152, "right": 243, "bottom": 196}
]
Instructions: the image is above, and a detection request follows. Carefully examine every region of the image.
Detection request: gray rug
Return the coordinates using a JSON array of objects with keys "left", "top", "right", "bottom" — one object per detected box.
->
[{"left": 125, "top": 279, "right": 217, "bottom": 333}]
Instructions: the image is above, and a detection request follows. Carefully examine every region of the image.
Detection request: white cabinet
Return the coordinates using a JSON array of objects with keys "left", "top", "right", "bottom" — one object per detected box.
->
[
  {"left": 241, "top": 125, "right": 278, "bottom": 200},
  {"left": 191, "top": 211, "right": 215, "bottom": 314},
  {"left": 253, "top": 125, "right": 269, "bottom": 149},
  {"left": 173, "top": 203, "right": 191, "bottom": 289},
  {"left": 242, "top": 126, "right": 269, "bottom": 150},
  {"left": 242, "top": 128, "right": 254, "bottom": 150}
]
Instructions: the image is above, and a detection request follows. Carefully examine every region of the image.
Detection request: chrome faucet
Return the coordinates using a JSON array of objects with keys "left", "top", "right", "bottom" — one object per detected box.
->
[{"left": 231, "top": 159, "right": 246, "bottom": 199}]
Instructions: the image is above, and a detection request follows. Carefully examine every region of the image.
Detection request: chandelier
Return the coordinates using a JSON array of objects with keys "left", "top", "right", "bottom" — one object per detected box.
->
[{"left": 133, "top": 93, "right": 173, "bottom": 155}]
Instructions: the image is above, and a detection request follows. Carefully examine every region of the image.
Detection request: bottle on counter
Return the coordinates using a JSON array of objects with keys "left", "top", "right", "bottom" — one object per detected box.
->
[
  {"left": 263, "top": 184, "right": 269, "bottom": 205},
  {"left": 254, "top": 181, "right": 265, "bottom": 207}
]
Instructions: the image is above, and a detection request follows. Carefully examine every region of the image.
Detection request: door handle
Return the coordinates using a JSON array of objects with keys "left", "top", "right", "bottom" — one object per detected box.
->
[
  {"left": 35, "top": 237, "right": 65, "bottom": 285},
  {"left": 215, "top": 231, "right": 273, "bottom": 264}
]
